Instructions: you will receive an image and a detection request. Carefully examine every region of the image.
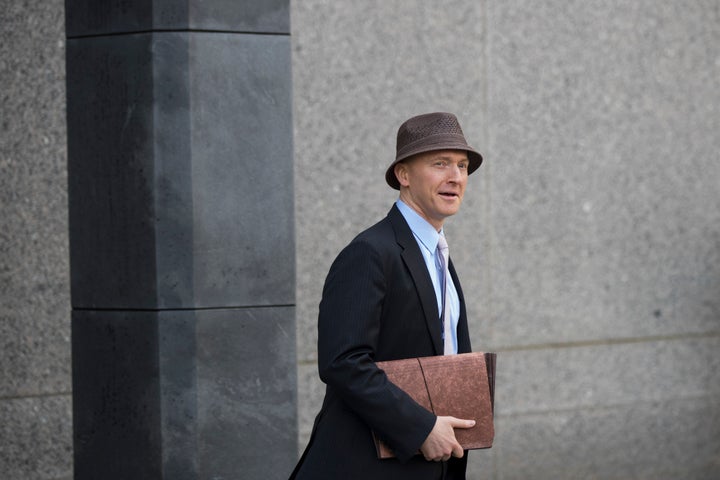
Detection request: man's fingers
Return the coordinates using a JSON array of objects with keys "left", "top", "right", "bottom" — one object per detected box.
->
[
  {"left": 421, "top": 416, "right": 475, "bottom": 462},
  {"left": 447, "top": 416, "right": 476, "bottom": 429},
  {"left": 448, "top": 417, "right": 472, "bottom": 458}
]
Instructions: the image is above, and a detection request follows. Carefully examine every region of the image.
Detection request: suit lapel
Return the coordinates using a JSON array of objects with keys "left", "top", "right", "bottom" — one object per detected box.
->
[
  {"left": 388, "top": 205, "right": 443, "bottom": 355},
  {"left": 449, "top": 260, "right": 471, "bottom": 353}
]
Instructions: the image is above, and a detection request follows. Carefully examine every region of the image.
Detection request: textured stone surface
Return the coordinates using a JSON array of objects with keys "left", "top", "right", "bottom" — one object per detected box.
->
[
  {"left": 72, "top": 307, "right": 296, "bottom": 480},
  {"left": 67, "top": 4, "right": 296, "bottom": 478},
  {"left": 466, "top": 447, "right": 496, "bottom": 480},
  {"left": 72, "top": 310, "right": 163, "bottom": 479},
  {"left": 195, "top": 307, "right": 297, "bottom": 480},
  {"left": 0, "top": 2, "right": 72, "bottom": 479},
  {"left": 484, "top": 0, "right": 720, "bottom": 348},
  {"left": 492, "top": 396, "right": 720, "bottom": 480},
  {"left": 185, "top": 33, "right": 294, "bottom": 309},
  {"left": 65, "top": 33, "right": 158, "bottom": 308},
  {"left": 67, "top": 32, "right": 294, "bottom": 310},
  {"left": 0, "top": 396, "right": 73, "bottom": 480},
  {"left": 65, "top": 0, "right": 290, "bottom": 37},
  {"left": 496, "top": 336, "right": 720, "bottom": 415},
  {"left": 0, "top": 0, "right": 70, "bottom": 398}
]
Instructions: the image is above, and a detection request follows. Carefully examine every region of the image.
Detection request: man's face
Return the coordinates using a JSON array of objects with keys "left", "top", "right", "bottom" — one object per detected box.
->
[{"left": 395, "top": 149, "right": 469, "bottom": 230}]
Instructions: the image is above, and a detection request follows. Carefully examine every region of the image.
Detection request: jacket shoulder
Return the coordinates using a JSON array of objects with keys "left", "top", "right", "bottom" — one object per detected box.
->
[{"left": 349, "top": 205, "right": 411, "bottom": 249}]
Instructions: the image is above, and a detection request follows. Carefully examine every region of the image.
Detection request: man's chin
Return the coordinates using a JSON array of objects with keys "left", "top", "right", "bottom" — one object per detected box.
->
[{"left": 440, "top": 203, "right": 462, "bottom": 217}]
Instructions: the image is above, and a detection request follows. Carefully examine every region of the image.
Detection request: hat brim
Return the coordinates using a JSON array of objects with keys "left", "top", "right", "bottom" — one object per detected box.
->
[{"left": 385, "top": 146, "right": 483, "bottom": 190}]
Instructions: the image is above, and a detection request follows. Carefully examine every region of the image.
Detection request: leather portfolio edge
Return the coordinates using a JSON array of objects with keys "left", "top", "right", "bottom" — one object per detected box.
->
[{"left": 372, "top": 351, "right": 496, "bottom": 459}]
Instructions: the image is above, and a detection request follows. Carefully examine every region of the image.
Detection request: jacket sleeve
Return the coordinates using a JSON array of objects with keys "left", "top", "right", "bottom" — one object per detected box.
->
[{"left": 317, "top": 239, "right": 436, "bottom": 462}]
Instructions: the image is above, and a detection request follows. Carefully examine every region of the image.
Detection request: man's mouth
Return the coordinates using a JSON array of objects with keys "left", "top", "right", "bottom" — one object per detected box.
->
[{"left": 439, "top": 192, "right": 458, "bottom": 198}]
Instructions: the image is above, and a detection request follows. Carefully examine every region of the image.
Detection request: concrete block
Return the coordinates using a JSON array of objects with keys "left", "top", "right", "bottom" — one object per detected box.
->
[
  {"left": 466, "top": 447, "right": 496, "bottom": 480},
  {"left": 65, "top": 0, "right": 289, "bottom": 37},
  {"left": 493, "top": 395, "right": 720, "bottom": 479},
  {"left": 67, "top": 32, "right": 294, "bottom": 310},
  {"left": 496, "top": 337, "right": 720, "bottom": 416},
  {"left": 0, "top": 312, "right": 71, "bottom": 398},
  {"left": 72, "top": 306, "right": 296, "bottom": 480},
  {"left": 66, "top": 33, "right": 158, "bottom": 309},
  {"left": 485, "top": 0, "right": 720, "bottom": 347},
  {"left": 195, "top": 307, "right": 297, "bottom": 480},
  {"left": 0, "top": 0, "right": 71, "bottom": 398},
  {"left": 72, "top": 310, "right": 163, "bottom": 480},
  {"left": 183, "top": 32, "right": 294, "bottom": 310},
  {"left": 0, "top": 396, "right": 73, "bottom": 480}
]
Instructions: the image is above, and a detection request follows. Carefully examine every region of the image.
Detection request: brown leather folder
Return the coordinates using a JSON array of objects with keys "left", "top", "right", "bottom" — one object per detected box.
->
[{"left": 373, "top": 352, "right": 496, "bottom": 459}]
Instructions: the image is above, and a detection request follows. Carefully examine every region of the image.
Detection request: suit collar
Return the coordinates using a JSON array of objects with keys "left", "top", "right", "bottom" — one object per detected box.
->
[
  {"left": 395, "top": 199, "right": 443, "bottom": 253},
  {"left": 388, "top": 205, "right": 444, "bottom": 355}
]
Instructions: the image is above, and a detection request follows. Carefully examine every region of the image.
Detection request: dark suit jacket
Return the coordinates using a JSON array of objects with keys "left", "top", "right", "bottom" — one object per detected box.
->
[{"left": 290, "top": 205, "right": 472, "bottom": 480}]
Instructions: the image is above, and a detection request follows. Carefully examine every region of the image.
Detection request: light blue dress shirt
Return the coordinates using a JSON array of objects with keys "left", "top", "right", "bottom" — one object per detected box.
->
[{"left": 396, "top": 199, "right": 459, "bottom": 354}]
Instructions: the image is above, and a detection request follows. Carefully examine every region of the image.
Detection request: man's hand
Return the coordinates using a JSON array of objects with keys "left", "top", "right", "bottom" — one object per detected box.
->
[{"left": 419, "top": 416, "right": 476, "bottom": 462}]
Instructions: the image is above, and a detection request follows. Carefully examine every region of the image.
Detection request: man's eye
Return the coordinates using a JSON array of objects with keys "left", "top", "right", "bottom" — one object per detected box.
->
[{"left": 459, "top": 163, "right": 468, "bottom": 169}]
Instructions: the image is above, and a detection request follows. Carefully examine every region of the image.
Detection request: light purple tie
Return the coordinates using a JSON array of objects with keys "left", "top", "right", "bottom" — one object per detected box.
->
[{"left": 437, "top": 234, "right": 453, "bottom": 355}]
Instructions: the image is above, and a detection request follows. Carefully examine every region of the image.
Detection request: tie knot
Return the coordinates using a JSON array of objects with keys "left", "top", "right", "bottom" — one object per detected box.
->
[{"left": 437, "top": 234, "right": 448, "bottom": 252}]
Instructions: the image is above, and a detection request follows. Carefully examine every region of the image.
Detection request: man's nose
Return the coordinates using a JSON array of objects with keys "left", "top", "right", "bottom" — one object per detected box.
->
[{"left": 447, "top": 164, "right": 464, "bottom": 181}]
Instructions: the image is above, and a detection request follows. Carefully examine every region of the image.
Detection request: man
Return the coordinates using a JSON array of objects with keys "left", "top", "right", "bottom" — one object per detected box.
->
[{"left": 290, "top": 112, "right": 483, "bottom": 480}]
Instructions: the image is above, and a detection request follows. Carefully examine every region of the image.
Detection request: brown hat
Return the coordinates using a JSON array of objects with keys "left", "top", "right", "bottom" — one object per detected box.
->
[{"left": 385, "top": 112, "right": 483, "bottom": 190}]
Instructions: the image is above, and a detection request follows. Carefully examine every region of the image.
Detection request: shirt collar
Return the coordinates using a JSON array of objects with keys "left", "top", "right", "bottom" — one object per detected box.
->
[{"left": 396, "top": 199, "right": 443, "bottom": 253}]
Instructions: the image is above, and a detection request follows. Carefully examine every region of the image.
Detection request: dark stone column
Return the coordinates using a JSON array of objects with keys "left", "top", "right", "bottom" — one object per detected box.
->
[{"left": 65, "top": 2, "right": 295, "bottom": 479}]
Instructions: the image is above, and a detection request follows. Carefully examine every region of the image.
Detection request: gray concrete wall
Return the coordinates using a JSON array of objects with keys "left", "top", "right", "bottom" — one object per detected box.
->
[
  {"left": 292, "top": 1, "right": 720, "bottom": 479},
  {"left": 0, "top": 1, "right": 72, "bottom": 479},
  {"left": 1, "top": 1, "right": 719, "bottom": 479}
]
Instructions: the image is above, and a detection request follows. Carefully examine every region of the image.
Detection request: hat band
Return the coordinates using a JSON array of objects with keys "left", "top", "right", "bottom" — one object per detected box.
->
[{"left": 396, "top": 133, "right": 470, "bottom": 159}]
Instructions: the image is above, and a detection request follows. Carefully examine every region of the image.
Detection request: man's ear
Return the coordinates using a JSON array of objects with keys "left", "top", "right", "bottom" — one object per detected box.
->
[{"left": 394, "top": 162, "right": 410, "bottom": 188}]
